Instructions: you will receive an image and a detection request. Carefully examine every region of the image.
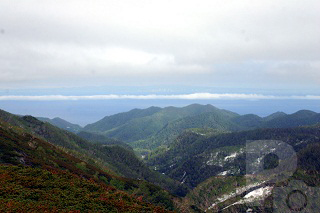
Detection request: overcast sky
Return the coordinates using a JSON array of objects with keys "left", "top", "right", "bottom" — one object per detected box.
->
[{"left": 0, "top": 0, "right": 319, "bottom": 95}]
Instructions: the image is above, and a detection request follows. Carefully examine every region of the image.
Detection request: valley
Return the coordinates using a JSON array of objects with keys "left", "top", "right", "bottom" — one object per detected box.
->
[{"left": 0, "top": 104, "right": 320, "bottom": 212}]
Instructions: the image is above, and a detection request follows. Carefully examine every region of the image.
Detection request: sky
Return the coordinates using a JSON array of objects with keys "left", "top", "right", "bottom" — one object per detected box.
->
[{"left": 0, "top": 0, "right": 319, "bottom": 125}]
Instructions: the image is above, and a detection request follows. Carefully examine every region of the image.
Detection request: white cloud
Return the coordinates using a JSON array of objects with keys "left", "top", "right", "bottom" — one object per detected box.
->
[
  {"left": 0, "top": 0, "right": 319, "bottom": 89},
  {"left": 1, "top": 93, "right": 320, "bottom": 101}
]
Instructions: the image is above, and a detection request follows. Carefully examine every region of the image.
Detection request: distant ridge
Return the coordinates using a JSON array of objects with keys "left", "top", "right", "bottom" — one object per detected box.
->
[
  {"left": 83, "top": 104, "right": 320, "bottom": 150},
  {"left": 84, "top": 104, "right": 224, "bottom": 142},
  {"left": 37, "top": 116, "right": 83, "bottom": 133},
  {"left": 84, "top": 106, "right": 162, "bottom": 132},
  {"left": 263, "top": 111, "right": 287, "bottom": 121},
  {"left": 261, "top": 109, "right": 320, "bottom": 128}
]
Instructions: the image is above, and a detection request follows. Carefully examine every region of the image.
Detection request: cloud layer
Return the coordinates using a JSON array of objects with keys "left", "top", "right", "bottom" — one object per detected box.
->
[
  {"left": 0, "top": 0, "right": 319, "bottom": 90},
  {"left": 1, "top": 93, "right": 320, "bottom": 101}
]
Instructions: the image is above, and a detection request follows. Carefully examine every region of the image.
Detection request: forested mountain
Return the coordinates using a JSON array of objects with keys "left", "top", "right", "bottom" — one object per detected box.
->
[
  {"left": 84, "top": 106, "right": 162, "bottom": 132},
  {"left": 82, "top": 104, "right": 320, "bottom": 152},
  {"left": 0, "top": 117, "right": 175, "bottom": 211},
  {"left": 146, "top": 125, "right": 320, "bottom": 212},
  {"left": 263, "top": 111, "right": 287, "bottom": 121},
  {"left": 146, "top": 126, "right": 320, "bottom": 187},
  {"left": 77, "top": 131, "right": 133, "bottom": 150},
  {"left": 1, "top": 106, "right": 320, "bottom": 212},
  {"left": 37, "top": 116, "right": 83, "bottom": 133},
  {"left": 133, "top": 109, "right": 238, "bottom": 150},
  {"left": 0, "top": 109, "right": 187, "bottom": 197},
  {"left": 261, "top": 110, "right": 320, "bottom": 128},
  {"left": 83, "top": 104, "right": 231, "bottom": 143}
]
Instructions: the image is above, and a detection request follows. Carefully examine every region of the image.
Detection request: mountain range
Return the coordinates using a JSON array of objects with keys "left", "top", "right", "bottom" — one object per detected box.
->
[
  {"left": 1, "top": 104, "right": 319, "bottom": 212},
  {"left": 80, "top": 104, "right": 320, "bottom": 151},
  {"left": 37, "top": 116, "right": 83, "bottom": 133}
]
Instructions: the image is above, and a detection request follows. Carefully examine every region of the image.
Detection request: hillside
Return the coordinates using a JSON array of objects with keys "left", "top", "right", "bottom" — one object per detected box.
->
[
  {"left": 82, "top": 105, "right": 320, "bottom": 152},
  {"left": 2, "top": 106, "right": 320, "bottom": 212},
  {"left": 180, "top": 142, "right": 320, "bottom": 212},
  {"left": 133, "top": 110, "right": 239, "bottom": 150},
  {"left": 0, "top": 165, "right": 173, "bottom": 212},
  {"left": 0, "top": 121, "right": 175, "bottom": 211},
  {"left": 37, "top": 116, "right": 83, "bottom": 133},
  {"left": 83, "top": 104, "right": 230, "bottom": 143},
  {"left": 84, "top": 106, "right": 162, "bottom": 132},
  {"left": 77, "top": 131, "right": 133, "bottom": 150},
  {"left": 146, "top": 126, "right": 320, "bottom": 188},
  {"left": 0, "top": 109, "right": 187, "bottom": 197},
  {"left": 146, "top": 126, "right": 320, "bottom": 212},
  {"left": 261, "top": 110, "right": 320, "bottom": 128},
  {"left": 263, "top": 111, "right": 287, "bottom": 121}
]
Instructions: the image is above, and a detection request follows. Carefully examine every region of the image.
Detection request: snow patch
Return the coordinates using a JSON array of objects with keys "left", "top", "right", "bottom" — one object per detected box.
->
[
  {"left": 207, "top": 181, "right": 266, "bottom": 211},
  {"left": 224, "top": 152, "right": 238, "bottom": 161},
  {"left": 169, "top": 164, "right": 175, "bottom": 168},
  {"left": 218, "top": 171, "right": 229, "bottom": 176},
  {"left": 206, "top": 152, "right": 223, "bottom": 166},
  {"left": 222, "top": 186, "right": 273, "bottom": 210},
  {"left": 180, "top": 171, "right": 187, "bottom": 184},
  {"left": 243, "top": 186, "right": 273, "bottom": 200}
]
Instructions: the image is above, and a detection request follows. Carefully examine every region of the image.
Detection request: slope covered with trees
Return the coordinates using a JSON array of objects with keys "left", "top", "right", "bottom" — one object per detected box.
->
[
  {"left": 146, "top": 125, "right": 320, "bottom": 212},
  {"left": 81, "top": 105, "right": 320, "bottom": 152},
  {"left": 37, "top": 116, "right": 83, "bottom": 133},
  {"left": 146, "top": 126, "right": 320, "bottom": 187},
  {"left": 0, "top": 109, "right": 187, "bottom": 197},
  {"left": 0, "top": 119, "right": 176, "bottom": 211},
  {"left": 83, "top": 104, "right": 233, "bottom": 143},
  {"left": 0, "top": 165, "right": 175, "bottom": 213}
]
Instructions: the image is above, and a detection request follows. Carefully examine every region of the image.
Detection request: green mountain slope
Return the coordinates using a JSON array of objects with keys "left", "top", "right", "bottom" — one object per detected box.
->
[
  {"left": 146, "top": 125, "right": 320, "bottom": 212},
  {"left": 261, "top": 109, "right": 320, "bottom": 128},
  {"left": 77, "top": 131, "right": 133, "bottom": 150},
  {"left": 0, "top": 122, "right": 175, "bottom": 211},
  {"left": 134, "top": 109, "right": 320, "bottom": 151},
  {"left": 230, "top": 114, "right": 263, "bottom": 129},
  {"left": 37, "top": 116, "right": 83, "bottom": 133},
  {"left": 180, "top": 142, "right": 320, "bottom": 212},
  {"left": 84, "top": 106, "right": 162, "bottom": 132},
  {"left": 134, "top": 110, "right": 238, "bottom": 150},
  {"left": 1, "top": 106, "right": 320, "bottom": 212},
  {"left": 263, "top": 111, "right": 287, "bottom": 121},
  {"left": 0, "top": 109, "right": 187, "bottom": 197},
  {"left": 82, "top": 105, "right": 320, "bottom": 152},
  {"left": 0, "top": 165, "right": 173, "bottom": 213},
  {"left": 84, "top": 104, "right": 228, "bottom": 143},
  {"left": 146, "top": 126, "right": 320, "bottom": 188}
]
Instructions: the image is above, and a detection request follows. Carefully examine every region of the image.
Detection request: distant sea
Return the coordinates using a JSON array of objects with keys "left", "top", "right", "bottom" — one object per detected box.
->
[{"left": 1, "top": 99, "right": 319, "bottom": 126}]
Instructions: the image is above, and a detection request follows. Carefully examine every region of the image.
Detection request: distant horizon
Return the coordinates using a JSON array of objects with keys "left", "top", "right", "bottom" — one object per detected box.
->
[{"left": 1, "top": 92, "right": 320, "bottom": 101}]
